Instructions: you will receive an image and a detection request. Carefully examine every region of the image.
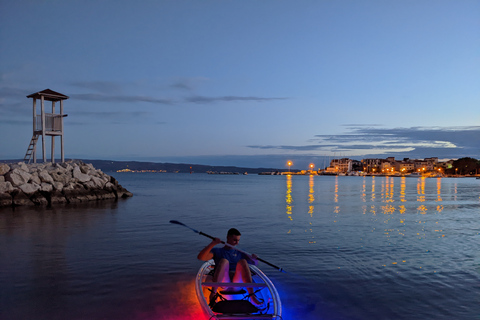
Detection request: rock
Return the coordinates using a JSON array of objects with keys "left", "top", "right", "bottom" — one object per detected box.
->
[
  {"left": 116, "top": 186, "right": 133, "bottom": 199},
  {"left": 0, "top": 163, "right": 10, "bottom": 175},
  {"left": 18, "top": 183, "right": 41, "bottom": 195},
  {"left": 38, "top": 170, "right": 55, "bottom": 184},
  {"left": 30, "top": 191, "right": 49, "bottom": 206},
  {"left": 30, "top": 172, "right": 42, "bottom": 185},
  {"left": 18, "top": 162, "right": 30, "bottom": 172},
  {"left": 63, "top": 182, "right": 90, "bottom": 203},
  {"left": 84, "top": 176, "right": 105, "bottom": 189},
  {"left": 5, "top": 169, "right": 33, "bottom": 187},
  {"left": 51, "top": 190, "right": 68, "bottom": 204},
  {"left": 0, "top": 181, "right": 15, "bottom": 193},
  {"left": 11, "top": 190, "right": 34, "bottom": 206},
  {"left": 94, "top": 189, "right": 117, "bottom": 200},
  {"left": 40, "top": 182, "right": 53, "bottom": 193},
  {"left": 105, "top": 182, "right": 116, "bottom": 191},
  {"left": 52, "top": 181, "right": 64, "bottom": 191},
  {"left": 0, "top": 192, "right": 12, "bottom": 206},
  {"left": 73, "top": 166, "right": 91, "bottom": 183},
  {"left": 51, "top": 168, "right": 72, "bottom": 185},
  {"left": 0, "top": 161, "right": 132, "bottom": 207}
]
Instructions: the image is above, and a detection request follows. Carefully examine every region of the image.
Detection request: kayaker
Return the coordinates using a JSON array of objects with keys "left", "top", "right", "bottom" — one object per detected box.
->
[{"left": 197, "top": 228, "right": 263, "bottom": 307}]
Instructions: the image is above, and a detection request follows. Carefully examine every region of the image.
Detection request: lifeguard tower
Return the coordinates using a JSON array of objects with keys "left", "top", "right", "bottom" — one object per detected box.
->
[{"left": 25, "top": 89, "right": 69, "bottom": 164}]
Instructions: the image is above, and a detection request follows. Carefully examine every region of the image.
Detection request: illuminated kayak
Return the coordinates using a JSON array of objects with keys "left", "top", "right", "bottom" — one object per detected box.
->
[{"left": 195, "top": 260, "right": 282, "bottom": 319}]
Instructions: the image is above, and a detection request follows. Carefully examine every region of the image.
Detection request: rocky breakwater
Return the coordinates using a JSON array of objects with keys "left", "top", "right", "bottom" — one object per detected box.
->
[{"left": 0, "top": 160, "right": 132, "bottom": 207}]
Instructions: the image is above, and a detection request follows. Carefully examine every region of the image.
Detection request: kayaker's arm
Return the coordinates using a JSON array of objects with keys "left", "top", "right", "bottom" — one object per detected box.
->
[
  {"left": 247, "top": 253, "right": 259, "bottom": 266},
  {"left": 197, "top": 237, "right": 222, "bottom": 261}
]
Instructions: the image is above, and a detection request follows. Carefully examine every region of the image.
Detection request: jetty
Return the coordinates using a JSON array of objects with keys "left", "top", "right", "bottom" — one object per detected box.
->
[{"left": 0, "top": 160, "right": 132, "bottom": 207}]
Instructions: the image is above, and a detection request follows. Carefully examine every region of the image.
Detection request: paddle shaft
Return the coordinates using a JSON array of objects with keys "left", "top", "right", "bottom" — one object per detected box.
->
[
  {"left": 170, "top": 220, "right": 285, "bottom": 272},
  {"left": 199, "top": 231, "right": 284, "bottom": 272}
]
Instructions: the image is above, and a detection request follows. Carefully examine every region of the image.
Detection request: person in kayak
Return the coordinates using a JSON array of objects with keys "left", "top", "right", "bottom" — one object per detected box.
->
[{"left": 197, "top": 228, "right": 263, "bottom": 306}]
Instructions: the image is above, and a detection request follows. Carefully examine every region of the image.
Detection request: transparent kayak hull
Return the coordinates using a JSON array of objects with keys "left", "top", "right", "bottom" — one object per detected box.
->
[{"left": 195, "top": 260, "right": 282, "bottom": 320}]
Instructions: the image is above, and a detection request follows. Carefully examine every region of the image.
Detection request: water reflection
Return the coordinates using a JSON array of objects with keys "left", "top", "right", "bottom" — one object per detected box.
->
[
  {"left": 285, "top": 174, "right": 293, "bottom": 221},
  {"left": 283, "top": 175, "right": 457, "bottom": 240},
  {"left": 308, "top": 175, "right": 315, "bottom": 244},
  {"left": 0, "top": 200, "right": 122, "bottom": 317},
  {"left": 333, "top": 176, "right": 339, "bottom": 214}
]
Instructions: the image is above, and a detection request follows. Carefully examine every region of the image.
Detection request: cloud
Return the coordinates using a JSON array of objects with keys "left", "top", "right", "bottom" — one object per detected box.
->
[
  {"left": 170, "top": 77, "right": 209, "bottom": 92},
  {"left": 247, "top": 145, "right": 329, "bottom": 151},
  {"left": 0, "top": 86, "right": 31, "bottom": 98},
  {"left": 66, "top": 110, "right": 161, "bottom": 125},
  {"left": 185, "top": 95, "right": 289, "bottom": 104},
  {"left": 69, "top": 93, "right": 175, "bottom": 105},
  {"left": 247, "top": 126, "right": 480, "bottom": 160},
  {"left": 70, "top": 81, "right": 123, "bottom": 93},
  {"left": 0, "top": 119, "right": 31, "bottom": 125}
]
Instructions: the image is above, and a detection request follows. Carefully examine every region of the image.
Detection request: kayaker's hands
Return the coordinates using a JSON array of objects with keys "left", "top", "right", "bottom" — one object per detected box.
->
[
  {"left": 250, "top": 253, "right": 259, "bottom": 265},
  {"left": 212, "top": 237, "right": 222, "bottom": 245}
]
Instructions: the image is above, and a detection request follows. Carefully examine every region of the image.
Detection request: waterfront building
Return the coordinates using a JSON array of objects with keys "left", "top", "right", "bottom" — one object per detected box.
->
[{"left": 326, "top": 158, "right": 352, "bottom": 174}]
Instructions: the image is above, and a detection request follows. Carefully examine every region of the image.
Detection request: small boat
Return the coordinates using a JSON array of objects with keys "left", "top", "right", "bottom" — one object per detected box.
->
[{"left": 195, "top": 260, "right": 282, "bottom": 319}]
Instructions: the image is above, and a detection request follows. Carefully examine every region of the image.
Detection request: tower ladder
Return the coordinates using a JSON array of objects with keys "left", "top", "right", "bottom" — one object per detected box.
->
[{"left": 24, "top": 134, "right": 39, "bottom": 163}]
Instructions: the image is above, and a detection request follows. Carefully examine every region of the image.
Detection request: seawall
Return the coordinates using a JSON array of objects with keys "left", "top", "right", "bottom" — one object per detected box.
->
[{"left": 0, "top": 160, "right": 133, "bottom": 207}]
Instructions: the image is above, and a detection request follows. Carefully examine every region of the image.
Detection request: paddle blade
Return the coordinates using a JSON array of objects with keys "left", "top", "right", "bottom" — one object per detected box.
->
[
  {"left": 169, "top": 220, "right": 185, "bottom": 226},
  {"left": 169, "top": 220, "right": 199, "bottom": 233}
]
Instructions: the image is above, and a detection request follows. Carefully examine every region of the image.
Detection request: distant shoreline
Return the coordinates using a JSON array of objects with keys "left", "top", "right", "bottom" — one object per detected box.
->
[
  {"left": 0, "top": 159, "right": 284, "bottom": 174},
  {"left": 2, "top": 158, "right": 479, "bottom": 178}
]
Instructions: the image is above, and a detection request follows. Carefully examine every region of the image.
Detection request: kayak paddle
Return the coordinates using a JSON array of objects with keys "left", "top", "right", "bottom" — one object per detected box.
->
[{"left": 169, "top": 220, "right": 286, "bottom": 273}]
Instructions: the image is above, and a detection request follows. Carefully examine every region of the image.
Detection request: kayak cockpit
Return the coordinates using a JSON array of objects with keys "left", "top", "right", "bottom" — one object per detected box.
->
[{"left": 195, "top": 260, "right": 282, "bottom": 319}]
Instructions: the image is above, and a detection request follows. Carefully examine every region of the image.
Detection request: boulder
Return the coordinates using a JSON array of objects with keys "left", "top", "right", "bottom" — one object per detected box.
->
[
  {"left": 11, "top": 190, "right": 33, "bottom": 206},
  {"left": 30, "top": 172, "right": 42, "bottom": 185},
  {"left": 40, "top": 182, "right": 53, "bottom": 193},
  {"left": 52, "top": 181, "right": 64, "bottom": 191},
  {"left": 51, "top": 190, "right": 68, "bottom": 204},
  {"left": 17, "top": 162, "right": 30, "bottom": 172},
  {"left": 0, "top": 161, "right": 132, "bottom": 207},
  {"left": 0, "top": 163, "right": 10, "bottom": 175},
  {"left": 5, "top": 168, "right": 32, "bottom": 187},
  {"left": 84, "top": 176, "right": 105, "bottom": 189},
  {"left": 0, "top": 181, "right": 15, "bottom": 193},
  {"left": 38, "top": 170, "right": 55, "bottom": 184},
  {"left": 0, "top": 192, "right": 12, "bottom": 206},
  {"left": 94, "top": 189, "right": 117, "bottom": 200},
  {"left": 30, "top": 191, "right": 49, "bottom": 206},
  {"left": 51, "top": 168, "right": 72, "bottom": 184},
  {"left": 80, "top": 163, "right": 95, "bottom": 174},
  {"left": 63, "top": 182, "right": 90, "bottom": 203},
  {"left": 18, "top": 183, "right": 41, "bottom": 195},
  {"left": 105, "top": 182, "right": 116, "bottom": 191},
  {"left": 116, "top": 186, "right": 133, "bottom": 199},
  {"left": 73, "top": 166, "right": 91, "bottom": 183}
]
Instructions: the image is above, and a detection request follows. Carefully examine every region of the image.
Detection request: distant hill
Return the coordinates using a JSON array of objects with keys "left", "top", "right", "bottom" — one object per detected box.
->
[{"left": 1, "top": 159, "right": 285, "bottom": 174}]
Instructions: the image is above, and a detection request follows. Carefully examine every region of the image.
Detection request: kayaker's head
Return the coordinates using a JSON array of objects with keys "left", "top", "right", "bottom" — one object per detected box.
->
[{"left": 226, "top": 228, "right": 241, "bottom": 246}]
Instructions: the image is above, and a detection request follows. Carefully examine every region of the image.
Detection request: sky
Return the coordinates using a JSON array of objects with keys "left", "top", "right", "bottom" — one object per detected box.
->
[{"left": 1, "top": 0, "right": 479, "bottom": 169}]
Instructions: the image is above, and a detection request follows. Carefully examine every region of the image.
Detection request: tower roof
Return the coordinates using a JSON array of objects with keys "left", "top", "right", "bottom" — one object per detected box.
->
[{"left": 27, "top": 89, "right": 69, "bottom": 101}]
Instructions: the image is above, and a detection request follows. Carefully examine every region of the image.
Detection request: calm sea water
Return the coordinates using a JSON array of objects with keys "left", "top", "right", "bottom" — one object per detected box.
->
[{"left": 1, "top": 173, "right": 479, "bottom": 320}]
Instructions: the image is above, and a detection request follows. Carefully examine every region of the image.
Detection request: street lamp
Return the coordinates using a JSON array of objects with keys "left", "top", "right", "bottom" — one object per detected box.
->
[
  {"left": 287, "top": 161, "right": 292, "bottom": 173},
  {"left": 309, "top": 163, "right": 315, "bottom": 172}
]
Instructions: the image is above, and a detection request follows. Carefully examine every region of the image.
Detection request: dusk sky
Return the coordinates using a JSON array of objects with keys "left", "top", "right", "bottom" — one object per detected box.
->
[{"left": 1, "top": 1, "right": 479, "bottom": 169}]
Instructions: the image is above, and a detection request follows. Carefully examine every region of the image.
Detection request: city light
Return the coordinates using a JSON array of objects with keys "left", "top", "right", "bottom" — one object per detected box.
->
[{"left": 287, "top": 161, "right": 292, "bottom": 173}]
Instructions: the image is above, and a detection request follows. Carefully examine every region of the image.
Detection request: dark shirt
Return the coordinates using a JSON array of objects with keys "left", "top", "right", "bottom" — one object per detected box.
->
[{"left": 211, "top": 247, "right": 249, "bottom": 271}]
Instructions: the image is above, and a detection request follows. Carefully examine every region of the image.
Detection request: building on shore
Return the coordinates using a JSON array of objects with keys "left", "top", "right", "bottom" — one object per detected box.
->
[{"left": 322, "top": 156, "right": 446, "bottom": 175}]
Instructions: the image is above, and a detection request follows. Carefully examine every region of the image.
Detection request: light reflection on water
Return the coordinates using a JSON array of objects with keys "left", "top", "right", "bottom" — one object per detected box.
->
[
  {"left": 279, "top": 174, "right": 479, "bottom": 318},
  {"left": 1, "top": 174, "right": 479, "bottom": 320}
]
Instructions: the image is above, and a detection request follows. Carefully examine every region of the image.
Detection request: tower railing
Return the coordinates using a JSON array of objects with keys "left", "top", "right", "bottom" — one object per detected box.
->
[{"left": 35, "top": 113, "right": 63, "bottom": 132}]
